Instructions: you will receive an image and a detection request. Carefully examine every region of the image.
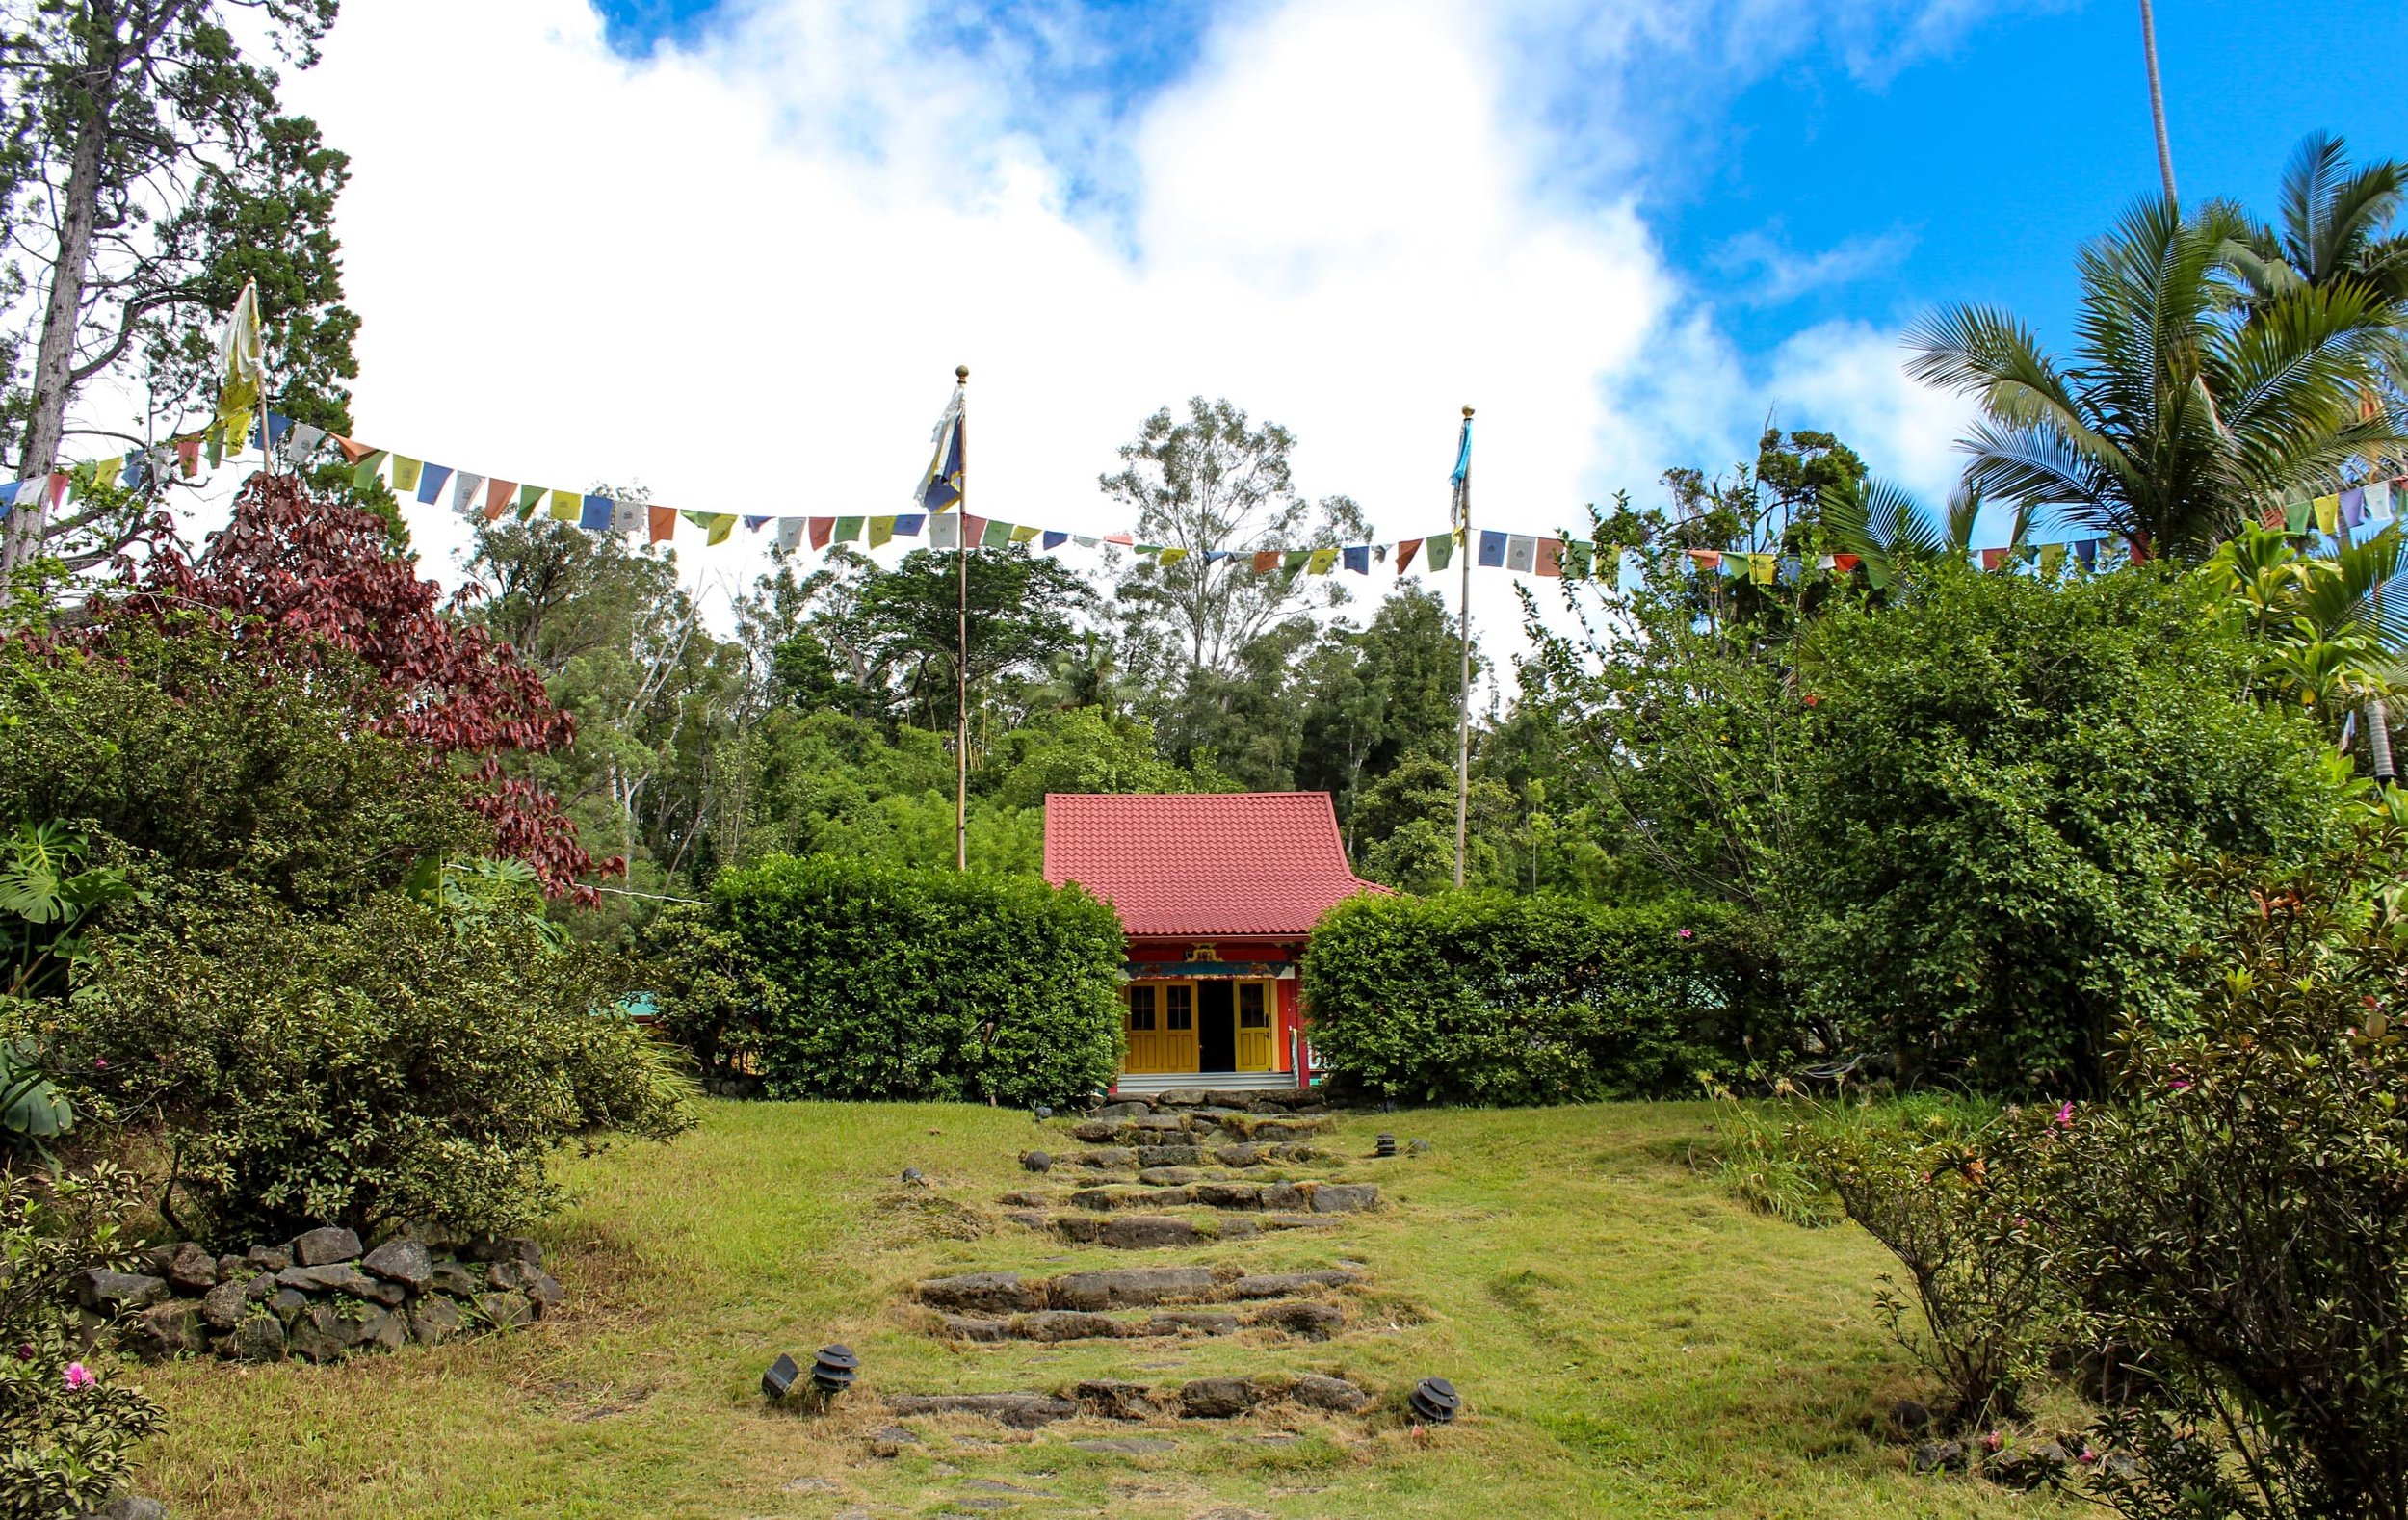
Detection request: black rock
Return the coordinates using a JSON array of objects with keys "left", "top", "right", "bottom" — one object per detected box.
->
[
  {"left": 361, "top": 1239, "right": 433, "bottom": 1289},
  {"left": 478, "top": 1293, "right": 534, "bottom": 1330},
  {"left": 410, "top": 1296, "right": 461, "bottom": 1345},
  {"left": 428, "top": 1261, "right": 481, "bottom": 1297},
  {"left": 120, "top": 1300, "right": 205, "bottom": 1359},
  {"left": 1288, "top": 1374, "right": 1370, "bottom": 1411},
  {"left": 245, "top": 1244, "right": 292, "bottom": 1273},
  {"left": 1020, "top": 1150, "right": 1054, "bottom": 1173},
  {"left": 74, "top": 1270, "right": 168, "bottom": 1316},
  {"left": 161, "top": 1242, "right": 219, "bottom": 1294},
  {"left": 1889, "top": 1399, "right": 1932, "bottom": 1437},
  {"left": 222, "top": 1311, "right": 286, "bottom": 1363},
  {"left": 1912, "top": 1439, "right": 1970, "bottom": 1474},
  {"left": 1177, "top": 1376, "right": 1259, "bottom": 1419},
  {"left": 199, "top": 1280, "right": 251, "bottom": 1331},
  {"left": 291, "top": 1226, "right": 364, "bottom": 1266}
]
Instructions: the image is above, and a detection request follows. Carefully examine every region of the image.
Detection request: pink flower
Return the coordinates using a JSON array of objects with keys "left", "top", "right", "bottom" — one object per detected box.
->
[
  {"left": 92, "top": 1059, "right": 107, "bottom": 1070},
  {"left": 1677, "top": 929, "right": 1694, "bottom": 940},
  {"left": 63, "top": 1363, "right": 92, "bottom": 1390},
  {"left": 2054, "top": 1101, "right": 2076, "bottom": 1128},
  {"left": 2170, "top": 1079, "right": 2192, "bottom": 1093}
]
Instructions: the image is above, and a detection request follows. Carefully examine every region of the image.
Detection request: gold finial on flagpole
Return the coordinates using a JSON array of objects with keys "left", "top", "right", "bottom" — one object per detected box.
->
[
  {"left": 1463, "top": 405, "right": 1474, "bottom": 417},
  {"left": 957, "top": 365, "right": 970, "bottom": 380}
]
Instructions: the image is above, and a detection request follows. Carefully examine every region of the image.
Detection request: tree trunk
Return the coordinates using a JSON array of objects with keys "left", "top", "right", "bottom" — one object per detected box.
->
[
  {"left": 2138, "top": 0, "right": 2177, "bottom": 208},
  {"left": 6, "top": 77, "right": 114, "bottom": 576}
]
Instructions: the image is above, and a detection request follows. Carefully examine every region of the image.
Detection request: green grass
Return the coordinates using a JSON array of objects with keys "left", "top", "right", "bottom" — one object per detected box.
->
[{"left": 129, "top": 1101, "right": 2059, "bottom": 1518}]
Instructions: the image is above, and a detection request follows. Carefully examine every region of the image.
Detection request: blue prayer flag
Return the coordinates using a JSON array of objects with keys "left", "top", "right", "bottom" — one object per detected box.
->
[
  {"left": 1343, "top": 544, "right": 1371, "bottom": 574},
  {"left": 1478, "top": 530, "right": 1507, "bottom": 567},
  {"left": 743, "top": 515, "right": 772, "bottom": 532},
  {"left": 579, "top": 493, "right": 613, "bottom": 531},
  {"left": 416, "top": 463, "right": 454, "bottom": 505},
  {"left": 1042, "top": 531, "right": 1068, "bottom": 550},
  {"left": 895, "top": 514, "right": 927, "bottom": 536}
]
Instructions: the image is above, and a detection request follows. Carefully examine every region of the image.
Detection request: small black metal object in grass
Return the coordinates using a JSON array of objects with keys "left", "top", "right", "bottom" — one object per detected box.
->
[
  {"left": 901, "top": 1166, "right": 924, "bottom": 1186},
  {"left": 762, "top": 1353, "right": 801, "bottom": 1400},
  {"left": 1033, "top": 1105, "right": 1054, "bottom": 1122},
  {"left": 812, "top": 1345, "right": 860, "bottom": 1400},
  {"left": 1408, "top": 1376, "right": 1460, "bottom": 1425},
  {"left": 1375, "top": 1133, "right": 1398, "bottom": 1159}
]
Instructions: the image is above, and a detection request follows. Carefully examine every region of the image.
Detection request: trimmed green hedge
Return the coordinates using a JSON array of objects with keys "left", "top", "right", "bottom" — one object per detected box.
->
[
  {"left": 700, "top": 854, "right": 1123, "bottom": 1106},
  {"left": 1300, "top": 892, "right": 1775, "bottom": 1104}
]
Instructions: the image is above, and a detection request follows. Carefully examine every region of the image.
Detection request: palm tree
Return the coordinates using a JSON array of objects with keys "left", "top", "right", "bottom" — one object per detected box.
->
[
  {"left": 1906, "top": 197, "right": 2408, "bottom": 563},
  {"left": 2139, "top": 0, "right": 2177, "bottom": 206},
  {"left": 1819, "top": 476, "right": 2026, "bottom": 590},
  {"left": 2224, "top": 132, "right": 2408, "bottom": 396}
]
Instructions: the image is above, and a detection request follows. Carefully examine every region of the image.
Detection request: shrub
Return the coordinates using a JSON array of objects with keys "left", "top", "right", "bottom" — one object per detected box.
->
[
  {"left": 0, "top": 1163, "right": 164, "bottom": 1519},
  {"left": 1793, "top": 563, "right": 2346, "bottom": 1091},
  {"left": 2010, "top": 846, "right": 2408, "bottom": 1519},
  {"left": 36, "top": 889, "right": 697, "bottom": 1245},
  {"left": 699, "top": 854, "right": 1122, "bottom": 1106},
  {"left": 1300, "top": 891, "right": 1778, "bottom": 1104}
]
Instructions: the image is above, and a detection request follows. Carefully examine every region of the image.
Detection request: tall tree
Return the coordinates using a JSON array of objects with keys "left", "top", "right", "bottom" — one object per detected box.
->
[
  {"left": 1907, "top": 197, "right": 2408, "bottom": 561},
  {"left": 0, "top": 0, "right": 353, "bottom": 580},
  {"left": 1101, "top": 397, "right": 1368, "bottom": 678}
]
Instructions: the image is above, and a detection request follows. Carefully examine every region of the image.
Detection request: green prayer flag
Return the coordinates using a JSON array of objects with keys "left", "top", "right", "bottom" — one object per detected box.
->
[
  {"left": 513, "top": 483, "right": 542, "bottom": 519},
  {"left": 353, "top": 449, "right": 388, "bottom": 489},
  {"left": 1424, "top": 533, "right": 1453, "bottom": 571},
  {"left": 2038, "top": 543, "right": 2065, "bottom": 575},
  {"left": 2285, "top": 498, "right": 2313, "bottom": 535},
  {"left": 1282, "top": 549, "right": 1309, "bottom": 572},
  {"left": 1563, "top": 539, "right": 1594, "bottom": 578},
  {"left": 834, "top": 515, "right": 866, "bottom": 543},
  {"left": 390, "top": 456, "right": 423, "bottom": 493}
]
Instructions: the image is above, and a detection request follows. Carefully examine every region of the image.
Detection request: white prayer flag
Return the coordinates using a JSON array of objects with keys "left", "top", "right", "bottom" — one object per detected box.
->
[
  {"left": 450, "top": 472, "right": 485, "bottom": 516},
  {"left": 776, "top": 517, "right": 804, "bottom": 552},
  {"left": 1505, "top": 534, "right": 1538, "bottom": 573}
]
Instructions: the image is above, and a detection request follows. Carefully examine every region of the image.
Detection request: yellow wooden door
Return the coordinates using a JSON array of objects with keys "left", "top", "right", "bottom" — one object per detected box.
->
[
  {"left": 1236, "top": 981, "right": 1274, "bottom": 1071},
  {"left": 1162, "top": 982, "right": 1199, "bottom": 1072},
  {"left": 1124, "top": 984, "right": 1165, "bottom": 1074}
]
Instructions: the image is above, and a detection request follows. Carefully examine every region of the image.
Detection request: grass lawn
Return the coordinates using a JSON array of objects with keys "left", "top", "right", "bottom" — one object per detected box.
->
[{"left": 128, "top": 1100, "right": 2058, "bottom": 1518}]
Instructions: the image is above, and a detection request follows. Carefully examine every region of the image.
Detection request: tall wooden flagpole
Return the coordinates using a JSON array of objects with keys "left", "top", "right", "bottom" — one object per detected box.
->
[
  {"left": 955, "top": 364, "right": 970, "bottom": 873},
  {"left": 1453, "top": 405, "right": 1474, "bottom": 891}
]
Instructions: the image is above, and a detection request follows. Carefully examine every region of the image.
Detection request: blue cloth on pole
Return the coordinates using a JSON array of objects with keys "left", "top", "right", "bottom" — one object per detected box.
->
[
  {"left": 1451, "top": 418, "right": 1472, "bottom": 487},
  {"left": 1343, "top": 544, "right": 1371, "bottom": 574},
  {"left": 1478, "top": 530, "right": 1507, "bottom": 566},
  {"left": 580, "top": 493, "right": 613, "bottom": 531},
  {"left": 415, "top": 463, "right": 454, "bottom": 505}
]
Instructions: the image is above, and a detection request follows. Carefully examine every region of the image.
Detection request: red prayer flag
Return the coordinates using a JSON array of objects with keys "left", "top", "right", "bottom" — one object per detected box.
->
[
  {"left": 334, "top": 435, "right": 377, "bottom": 464},
  {"left": 648, "top": 506, "right": 676, "bottom": 544},
  {"left": 1833, "top": 554, "right": 1860, "bottom": 572},
  {"left": 1688, "top": 549, "right": 1721, "bottom": 569},
  {"left": 482, "top": 479, "right": 517, "bottom": 521},
  {"left": 808, "top": 517, "right": 833, "bottom": 549},
  {"left": 47, "top": 471, "right": 68, "bottom": 509},
  {"left": 1104, "top": 533, "right": 1134, "bottom": 546},
  {"left": 1396, "top": 537, "right": 1422, "bottom": 573},
  {"left": 175, "top": 437, "right": 202, "bottom": 477},
  {"left": 1536, "top": 538, "right": 1564, "bottom": 577},
  {"left": 1980, "top": 547, "right": 2008, "bottom": 570},
  {"left": 1252, "top": 550, "right": 1280, "bottom": 573},
  {"left": 963, "top": 514, "right": 988, "bottom": 544}
]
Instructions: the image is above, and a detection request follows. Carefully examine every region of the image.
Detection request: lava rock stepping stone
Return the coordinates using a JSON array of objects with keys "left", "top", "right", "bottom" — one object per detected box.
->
[
  {"left": 1011, "top": 1310, "right": 1126, "bottom": 1342},
  {"left": 361, "top": 1239, "right": 433, "bottom": 1289},
  {"left": 1213, "top": 1144, "right": 1273, "bottom": 1167},
  {"left": 1288, "top": 1375, "right": 1371, "bottom": 1412},
  {"left": 1177, "top": 1376, "right": 1261, "bottom": 1419},
  {"left": 1096, "top": 1216, "right": 1203, "bottom": 1249},
  {"left": 1247, "top": 1301, "right": 1343, "bottom": 1339},
  {"left": 1075, "top": 1147, "right": 1139, "bottom": 1170},
  {"left": 940, "top": 1314, "right": 1008, "bottom": 1342},
  {"left": 1137, "top": 1166, "right": 1198, "bottom": 1186},
  {"left": 1086, "top": 1100, "right": 1152, "bottom": 1119},
  {"left": 1072, "top": 1379, "right": 1160, "bottom": 1420},
  {"left": 290, "top": 1226, "right": 364, "bottom": 1266},
  {"left": 429, "top": 1261, "right": 481, "bottom": 1297},
  {"left": 1309, "top": 1184, "right": 1379, "bottom": 1213},
  {"left": 1045, "top": 1266, "right": 1216, "bottom": 1310},
  {"left": 1144, "top": 1309, "right": 1241, "bottom": 1336},
  {"left": 919, "top": 1272, "right": 1045, "bottom": 1315},
  {"left": 245, "top": 1244, "right": 293, "bottom": 1272},
  {"left": 287, "top": 1303, "right": 347, "bottom": 1363},
  {"left": 1220, "top": 1270, "right": 1361, "bottom": 1299},
  {"left": 1191, "top": 1182, "right": 1265, "bottom": 1210},
  {"left": 1071, "top": 1186, "right": 1190, "bottom": 1212},
  {"left": 1259, "top": 1183, "right": 1309, "bottom": 1211},
  {"left": 1136, "top": 1145, "right": 1205, "bottom": 1167},
  {"left": 884, "top": 1392, "right": 1078, "bottom": 1428}
]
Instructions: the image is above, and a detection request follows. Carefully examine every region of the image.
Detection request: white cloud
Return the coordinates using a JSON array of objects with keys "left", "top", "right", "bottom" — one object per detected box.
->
[
  {"left": 262, "top": 0, "right": 1981, "bottom": 685},
  {"left": 1713, "top": 225, "right": 1917, "bottom": 304}
]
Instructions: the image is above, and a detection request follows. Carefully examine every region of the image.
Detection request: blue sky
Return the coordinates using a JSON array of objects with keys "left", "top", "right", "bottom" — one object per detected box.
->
[{"left": 589, "top": 0, "right": 2408, "bottom": 394}]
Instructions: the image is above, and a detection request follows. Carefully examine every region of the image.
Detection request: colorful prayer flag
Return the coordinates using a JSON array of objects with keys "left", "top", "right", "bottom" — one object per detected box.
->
[
  {"left": 283, "top": 422, "right": 327, "bottom": 466},
  {"left": 1104, "top": 533, "right": 1134, "bottom": 546},
  {"left": 614, "top": 498, "right": 646, "bottom": 535},
  {"left": 964, "top": 515, "right": 989, "bottom": 545},
  {"left": 352, "top": 450, "right": 389, "bottom": 490},
  {"left": 980, "top": 518, "right": 1012, "bottom": 549},
  {"left": 415, "top": 463, "right": 454, "bottom": 505},
  {"left": 776, "top": 517, "right": 804, "bottom": 552},
  {"left": 2369, "top": 480, "right": 2395, "bottom": 522},
  {"left": 2038, "top": 543, "right": 2065, "bottom": 575},
  {"left": 1283, "top": 549, "right": 1310, "bottom": 572},
  {"left": 1478, "top": 530, "right": 1507, "bottom": 567},
  {"left": 870, "top": 515, "right": 896, "bottom": 547},
  {"left": 1343, "top": 544, "right": 1371, "bottom": 574},
  {"left": 1008, "top": 524, "right": 1039, "bottom": 544},
  {"left": 1161, "top": 547, "right": 1190, "bottom": 567},
  {"left": 391, "top": 457, "right": 424, "bottom": 494},
  {"left": 1252, "top": 550, "right": 1281, "bottom": 573},
  {"left": 1424, "top": 534, "right": 1453, "bottom": 571},
  {"left": 897, "top": 513, "right": 926, "bottom": 537},
  {"left": 1396, "top": 539, "right": 1423, "bottom": 574},
  {"left": 211, "top": 280, "right": 265, "bottom": 455},
  {"left": 810, "top": 516, "right": 835, "bottom": 549},
  {"left": 1505, "top": 535, "right": 1537, "bottom": 573},
  {"left": 483, "top": 480, "right": 516, "bottom": 521},
  {"left": 649, "top": 506, "right": 677, "bottom": 544},
  {"left": 2284, "top": 498, "right": 2313, "bottom": 535},
  {"left": 515, "top": 483, "right": 544, "bottom": 518},
  {"left": 549, "top": 489, "right": 581, "bottom": 522},
  {"left": 2315, "top": 493, "right": 2342, "bottom": 534},
  {"left": 834, "top": 515, "right": 867, "bottom": 543},
  {"left": 929, "top": 513, "right": 957, "bottom": 549},
  {"left": 707, "top": 513, "right": 736, "bottom": 545},
  {"left": 1561, "top": 539, "right": 1592, "bottom": 578},
  {"left": 176, "top": 437, "right": 202, "bottom": 477},
  {"left": 919, "top": 382, "right": 966, "bottom": 512},
  {"left": 451, "top": 472, "right": 485, "bottom": 515},
  {"left": 580, "top": 494, "right": 613, "bottom": 532},
  {"left": 743, "top": 515, "right": 772, "bottom": 533},
  {"left": 2343, "top": 486, "right": 2367, "bottom": 528},
  {"left": 1979, "top": 547, "right": 2008, "bottom": 571},
  {"left": 1537, "top": 538, "right": 1564, "bottom": 577},
  {"left": 1688, "top": 549, "right": 1721, "bottom": 570}
]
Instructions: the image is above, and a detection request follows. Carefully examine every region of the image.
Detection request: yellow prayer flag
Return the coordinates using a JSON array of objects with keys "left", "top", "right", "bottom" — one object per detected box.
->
[
  {"left": 1008, "top": 524, "right": 1039, "bottom": 544},
  {"left": 869, "top": 515, "right": 896, "bottom": 548},
  {"left": 210, "top": 279, "right": 265, "bottom": 449},
  {"left": 2315, "top": 494, "right": 2342, "bottom": 534},
  {"left": 1750, "top": 552, "right": 1775, "bottom": 586},
  {"left": 390, "top": 457, "right": 424, "bottom": 493},
  {"left": 707, "top": 513, "right": 736, "bottom": 545},
  {"left": 1307, "top": 547, "right": 1338, "bottom": 575},
  {"left": 1159, "top": 547, "right": 1189, "bottom": 567}
]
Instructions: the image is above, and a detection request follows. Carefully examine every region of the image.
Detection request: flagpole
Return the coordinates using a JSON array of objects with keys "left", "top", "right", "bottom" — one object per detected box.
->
[
  {"left": 955, "top": 364, "right": 970, "bottom": 875},
  {"left": 1454, "top": 405, "right": 1474, "bottom": 891}
]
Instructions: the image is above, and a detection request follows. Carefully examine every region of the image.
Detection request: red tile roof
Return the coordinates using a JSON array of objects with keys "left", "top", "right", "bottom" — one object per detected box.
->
[{"left": 1043, "top": 792, "right": 1388, "bottom": 938}]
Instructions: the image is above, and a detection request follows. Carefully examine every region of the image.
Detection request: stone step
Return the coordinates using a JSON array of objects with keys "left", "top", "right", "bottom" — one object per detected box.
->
[
  {"left": 1008, "top": 1211, "right": 1342, "bottom": 1249},
  {"left": 883, "top": 1373, "right": 1372, "bottom": 1428},
  {"left": 934, "top": 1297, "right": 1343, "bottom": 1344},
  {"left": 1057, "top": 1180, "right": 1379, "bottom": 1215},
  {"left": 1065, "top": 1113, "right": 1334, "bottom": 1147},
  {"left": 1040, "top": 1141, "right": 1329, "bottom": 1174},
  {"left": 915, "top": 1265, "right": 1361, "bottom": 1315}
]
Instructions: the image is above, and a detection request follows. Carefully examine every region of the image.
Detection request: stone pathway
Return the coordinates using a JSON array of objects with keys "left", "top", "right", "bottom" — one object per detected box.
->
[{"left": 883, "top": 1088, "right": 1399, "bottom": 1437}]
